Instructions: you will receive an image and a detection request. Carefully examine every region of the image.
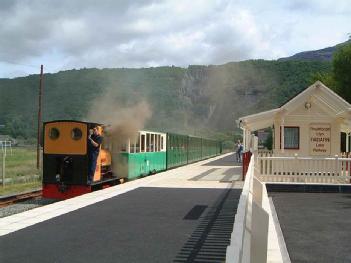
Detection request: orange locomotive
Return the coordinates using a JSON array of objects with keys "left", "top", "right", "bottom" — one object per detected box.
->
[{"left": 42, "top": 120, "right": 118, "bottom": 199}]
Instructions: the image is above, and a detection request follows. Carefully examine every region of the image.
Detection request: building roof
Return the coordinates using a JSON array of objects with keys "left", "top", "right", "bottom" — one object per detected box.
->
[{"left": 238, "top": 81, "right": 351, "bottom": 132}]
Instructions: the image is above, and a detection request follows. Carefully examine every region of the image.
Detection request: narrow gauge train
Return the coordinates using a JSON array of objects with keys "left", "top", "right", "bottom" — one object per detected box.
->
[{"left": 42, "top": 120, "right": 222, "bottom": 199}]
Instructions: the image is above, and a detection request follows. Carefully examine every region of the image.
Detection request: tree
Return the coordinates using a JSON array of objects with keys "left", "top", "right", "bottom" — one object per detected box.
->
[
  {"left": 333, "top": 42, "right": 351, "bottom": 103},
  {"left": 310, "top": 71, "right": 336, "bottom": 89},
  {"left": 3, "top": 115, "right": 31, "bottom": 138}
]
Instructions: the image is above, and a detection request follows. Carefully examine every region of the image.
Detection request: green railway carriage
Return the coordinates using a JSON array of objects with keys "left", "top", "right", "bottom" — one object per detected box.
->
[
  {"left": 188, "top": 136, "right": 202, "bottom": 163},
  {"left": 114, "top": 131, "right": 167, "bottom": 180},
  {"left": 109, "top": 130, "right": 222, "bottom": 180},
  {"left": 166, "top": 133, "right": 188, "bottom": 169},
  {"left": 166, "top": 133, "right": 222, "bottom": 169},
  {"left": 202, "top": 139, "right": 221, "bottom": 158}
]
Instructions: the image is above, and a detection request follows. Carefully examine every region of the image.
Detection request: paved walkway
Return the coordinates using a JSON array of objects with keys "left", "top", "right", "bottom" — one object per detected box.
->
[{"left": 0, "top": 153, "right": 242, "bottom": 263}]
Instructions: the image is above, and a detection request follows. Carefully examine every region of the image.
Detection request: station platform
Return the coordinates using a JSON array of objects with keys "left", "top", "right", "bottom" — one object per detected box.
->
[
  {"left": 0, "top": 153, "right": 242, "bottom": 263},
  {"left": 269, "top": 191, "right": 351, "bottom": 263}
]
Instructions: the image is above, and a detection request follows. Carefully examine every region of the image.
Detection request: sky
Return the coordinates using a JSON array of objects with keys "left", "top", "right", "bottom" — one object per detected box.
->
[{"left": 0, "top": 0, "right": 350, "bottom": 78}]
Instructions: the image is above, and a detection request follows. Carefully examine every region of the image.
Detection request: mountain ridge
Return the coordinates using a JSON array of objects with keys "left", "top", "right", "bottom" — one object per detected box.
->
[{"left": 278, "top": 39, "right": 351, "bottom": 62}]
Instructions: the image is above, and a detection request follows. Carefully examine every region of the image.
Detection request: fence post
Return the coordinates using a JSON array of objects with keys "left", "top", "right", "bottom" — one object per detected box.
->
[
  {"left": 335, "top": 155, "right": 339, "bottom": 178},
  {"left": 294, "top": 153, "right": 298, "bottom": 182}
]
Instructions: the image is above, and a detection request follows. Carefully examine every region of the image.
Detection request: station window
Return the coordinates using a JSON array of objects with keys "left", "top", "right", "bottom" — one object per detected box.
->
[
  {"left": 281, "top": 127, "right": 300, "bottom": 149},
  {"left": 340, "top": 132, "right": 351, "bottom": 153}
]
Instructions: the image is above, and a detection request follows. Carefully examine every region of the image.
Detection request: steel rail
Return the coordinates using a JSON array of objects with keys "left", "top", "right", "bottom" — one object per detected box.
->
[{"left": 0, "top": 189, "right": 42, "bottom": 208}]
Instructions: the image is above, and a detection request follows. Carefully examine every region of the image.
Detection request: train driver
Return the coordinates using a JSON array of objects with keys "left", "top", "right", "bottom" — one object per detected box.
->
[{"left": 87, "top": 125, "right": 103, "bottom": 184}]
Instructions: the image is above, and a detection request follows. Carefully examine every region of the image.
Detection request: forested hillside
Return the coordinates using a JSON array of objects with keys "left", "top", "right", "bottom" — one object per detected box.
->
[{"left": 0, "top": 60, "right": 332, "bottom": 140}]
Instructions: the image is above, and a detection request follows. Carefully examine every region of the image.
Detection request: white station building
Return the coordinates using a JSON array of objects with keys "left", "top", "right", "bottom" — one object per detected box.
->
[{"left": 239, "top": 81, "right": 351, "bottom": 157}]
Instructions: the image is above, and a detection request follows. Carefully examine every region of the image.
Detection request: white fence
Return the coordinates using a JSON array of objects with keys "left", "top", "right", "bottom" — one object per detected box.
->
[
  {"left": 226, "top": 151, "right": 351, "bottom": 262},
  {"left": 0, "top": 140, "right": 13, "bottom": 186},
  {"left": 257, "top": 155, "right": 351, "bottom": 183},
  {"left": 226, "top": 154, "right": 269, "bottom": 263}
]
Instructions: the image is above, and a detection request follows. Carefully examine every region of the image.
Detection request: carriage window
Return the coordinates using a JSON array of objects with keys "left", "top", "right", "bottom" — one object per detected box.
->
[
  {"left": 146, "top": 133, "right": 150, "bottom": 152},
  {"left": 71, "top": 128, "right": 82, "bottom": 140},
  {"left": 151, "top": 134, "right": 155, "bottom": 152},
  {"left": 136, "top": 136, "right": 140, "bottom": 153},
  {"left": 161, "top": 136, "right": 164, "bottom": 150},
  {"left": 49, "top": 127, "right": 60, "bottom": 140},
  {"left": 141, "top": 134, "right": 145, "bottom": 152},
  {"left": 157, "top": 135, "right": 160, "bottom": 152},
  {"left": 154, "top": 135, "right": 157, "bottom": 152},
  {"left": 120, "top": 143, "right": 127, "bottom": 152},
  {"left": 130, "top": 141, "right": 135, "bottom": 153}
]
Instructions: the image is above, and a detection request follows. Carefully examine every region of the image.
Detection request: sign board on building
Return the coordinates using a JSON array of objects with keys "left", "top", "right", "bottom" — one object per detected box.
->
[{"left": 309, "top": 124, "right": 331, "bottom": 156}]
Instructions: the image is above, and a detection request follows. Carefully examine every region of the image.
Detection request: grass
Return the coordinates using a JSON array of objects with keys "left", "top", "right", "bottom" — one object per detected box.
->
[
  {"left": 2, "top": 147, "right": 39, "bottom": 178},
  {"left": 0, "top": 147, "right": 41, "bottom": 196},
  {"left": 0, "top": 181, "right": 42, "bottom": 196}
]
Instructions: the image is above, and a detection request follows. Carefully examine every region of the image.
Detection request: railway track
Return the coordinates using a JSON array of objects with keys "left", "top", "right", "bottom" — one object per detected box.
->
[{"left": 0, "top": 189, "right": 42, "bottom": 208}]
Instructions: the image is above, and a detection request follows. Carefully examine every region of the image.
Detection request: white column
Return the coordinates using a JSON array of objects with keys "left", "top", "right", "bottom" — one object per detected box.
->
[
  {"left": 247, "top": 129, "right": 251, "bottom": 151},
  {"left": 272, "top": 125, "right": 275, "bottom": 152},
  {"left": 281, "top": 118, "right": 285, "bottom": 154}
]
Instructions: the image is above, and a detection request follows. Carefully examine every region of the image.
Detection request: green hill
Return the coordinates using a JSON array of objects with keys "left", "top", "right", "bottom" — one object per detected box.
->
[{"left": 0, "top": 60, "right": 332, "bottom": 140}]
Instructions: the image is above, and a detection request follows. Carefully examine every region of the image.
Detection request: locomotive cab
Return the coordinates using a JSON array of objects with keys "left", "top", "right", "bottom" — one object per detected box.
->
[{"left": 42, "top": 120, "right": 117, "bottom": 199}]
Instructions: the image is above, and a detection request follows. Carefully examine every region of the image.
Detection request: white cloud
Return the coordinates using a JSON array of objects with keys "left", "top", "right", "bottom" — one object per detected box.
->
[{"left": 0, "top": 0, "right": 350, "bottom": 78}]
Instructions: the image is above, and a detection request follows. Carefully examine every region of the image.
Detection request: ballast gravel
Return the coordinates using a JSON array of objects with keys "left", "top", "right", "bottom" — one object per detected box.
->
[{"left": 0, "top": 198, "right": 57, "bottom": 218}]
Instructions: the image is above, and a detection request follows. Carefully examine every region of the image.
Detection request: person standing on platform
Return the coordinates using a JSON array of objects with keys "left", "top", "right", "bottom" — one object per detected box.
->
[{"left": 87, "top": 125, "right": 103, "bottom": 184}]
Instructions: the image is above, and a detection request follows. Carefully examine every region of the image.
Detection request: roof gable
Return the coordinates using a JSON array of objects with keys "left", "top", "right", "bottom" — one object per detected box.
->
[{"left": 281, "top": 81, "right": 351, "bottom": 116}]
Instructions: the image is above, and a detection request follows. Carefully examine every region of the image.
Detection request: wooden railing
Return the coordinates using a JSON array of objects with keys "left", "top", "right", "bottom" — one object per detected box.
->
[
  {"left": 257, "top": 155, "right": 351, "bottom": 183},
  {"left": 257, "top": 150, "right": 273, "bottom": 156}
]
